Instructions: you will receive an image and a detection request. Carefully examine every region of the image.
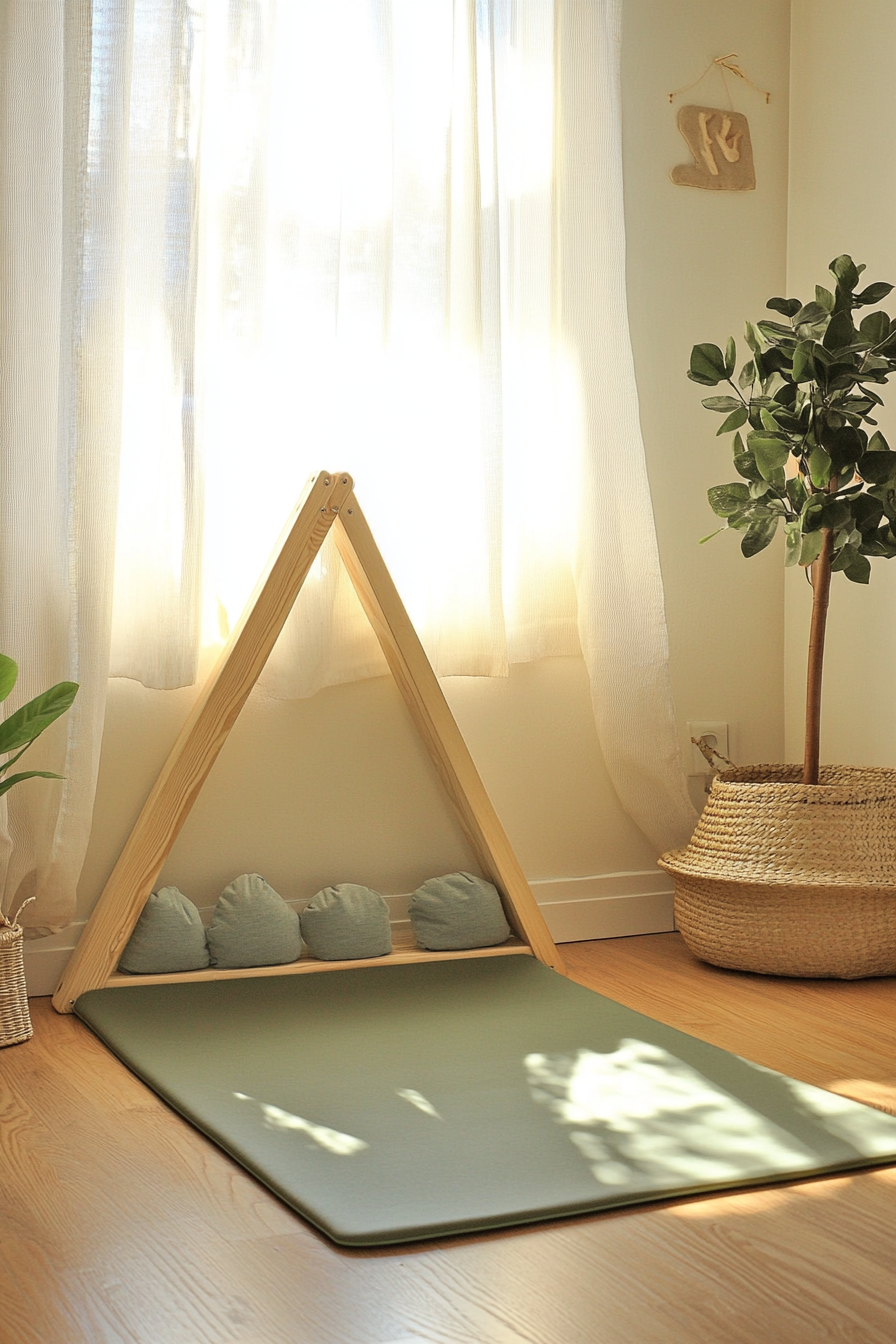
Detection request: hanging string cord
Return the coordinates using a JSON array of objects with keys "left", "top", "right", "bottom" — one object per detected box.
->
[{"left": 669, "top": 54, "right": 771, "bottom": 106}]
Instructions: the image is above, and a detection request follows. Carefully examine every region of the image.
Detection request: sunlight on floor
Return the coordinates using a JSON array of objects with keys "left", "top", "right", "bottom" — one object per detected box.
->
[
  {"left": 665, "top": 1167, "right": 896, "bottom": 1219},
  {"left": 828, "top": 1078, "right": 896, "bottom": 1116}
]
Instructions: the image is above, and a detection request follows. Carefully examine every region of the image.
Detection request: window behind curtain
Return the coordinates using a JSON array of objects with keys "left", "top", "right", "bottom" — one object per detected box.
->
[{"left": 84, "top": 0, "right": 582, "bottom": 696}]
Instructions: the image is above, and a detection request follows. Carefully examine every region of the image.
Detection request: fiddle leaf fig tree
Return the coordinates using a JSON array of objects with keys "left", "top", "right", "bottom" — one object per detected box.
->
[{"left": 690, "top": 254, "right": 896, "bottom": 786}]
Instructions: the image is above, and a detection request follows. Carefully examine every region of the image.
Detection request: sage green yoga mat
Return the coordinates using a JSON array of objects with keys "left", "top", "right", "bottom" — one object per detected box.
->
[{"left": 74, "top": 957, "right": 896, "bottom": 1247}]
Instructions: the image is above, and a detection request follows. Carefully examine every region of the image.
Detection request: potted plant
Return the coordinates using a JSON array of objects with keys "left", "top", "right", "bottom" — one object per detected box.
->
[
  {"left": 659, "top": 255, "right": 896, "bottom": 978},
  {"left": 0, "top": 655, "right": 78, "bottom": 1044}
]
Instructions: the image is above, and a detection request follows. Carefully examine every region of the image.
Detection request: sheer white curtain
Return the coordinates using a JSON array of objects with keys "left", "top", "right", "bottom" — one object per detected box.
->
[
  {"left": 1, "top": 0, "right": 693, "bottom": 934},
  {"left": 559, "top": 0, "right": 697, "bottom": 851},
  {"left": 105, "top": 0, "right": 582, "bottom": 695},
  {"left": 0, "top": 0, "right": 119, "bottom": 934}
]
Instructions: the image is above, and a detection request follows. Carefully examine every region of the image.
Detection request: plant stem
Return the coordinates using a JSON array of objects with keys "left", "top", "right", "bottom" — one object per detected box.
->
[{"left": 803, "top": 528, "right": 834, "bottom": 785}]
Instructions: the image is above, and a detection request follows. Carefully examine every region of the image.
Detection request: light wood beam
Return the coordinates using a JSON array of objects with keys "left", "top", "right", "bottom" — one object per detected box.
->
[
  {"left": 52, "top": 472, "right": 352, "bottom": 1011},
  {"left": 334, "top": 494, "right": 564, "bottom": 973}
]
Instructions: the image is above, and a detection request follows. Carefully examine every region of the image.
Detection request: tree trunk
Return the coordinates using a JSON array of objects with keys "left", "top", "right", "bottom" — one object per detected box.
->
[{"left": 803, "top": 528, "right": 834, "bottom": 785}]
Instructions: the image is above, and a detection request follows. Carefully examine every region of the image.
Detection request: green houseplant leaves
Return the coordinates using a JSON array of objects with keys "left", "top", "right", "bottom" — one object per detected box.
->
[
  {"left": 690, "top": 256, "right": 896, "bottom": 784},
  {"left": 0, "top": 653, "right": 78, "bottom": 800},
  {"left": 691, "top": 255, "right": 896, "bottom": 580}
]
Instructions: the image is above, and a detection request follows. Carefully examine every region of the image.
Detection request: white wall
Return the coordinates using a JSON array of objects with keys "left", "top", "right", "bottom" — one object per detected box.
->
[
  {"left": 64, "top": 1, "right": 792, "bottom": 963},
  {"left": 622, "top": 0, "right": 791, "bottom": 791},
  {"left": 786, "top": 0, "right": 896, "bottom": 768}
]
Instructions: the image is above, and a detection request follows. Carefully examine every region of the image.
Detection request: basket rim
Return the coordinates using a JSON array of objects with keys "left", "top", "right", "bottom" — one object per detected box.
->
[
  {"left": 712, "top": 762, "right": 896, "bottom": 801},
  {"left": 658, "top": 848, "right": 896, "bottom": 891}
]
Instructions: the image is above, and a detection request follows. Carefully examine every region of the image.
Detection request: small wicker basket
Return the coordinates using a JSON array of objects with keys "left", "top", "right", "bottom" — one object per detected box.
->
[
  {"left": 659, "top": 764, "right": 896, "bottom": 979},
  {"left": 0, "top": 918, "right": 33, "bottom": 1046}
]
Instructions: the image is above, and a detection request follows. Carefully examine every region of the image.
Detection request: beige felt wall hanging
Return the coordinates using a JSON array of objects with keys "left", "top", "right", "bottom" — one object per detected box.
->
[
  {"left": 671, "top": 105, "right": 755, "bottom": 192},
  {"left": 669, "top": 54, "right": 769, "bottom": 193}
]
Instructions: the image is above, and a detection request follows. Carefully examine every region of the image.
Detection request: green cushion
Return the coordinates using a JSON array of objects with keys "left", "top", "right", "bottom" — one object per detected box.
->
[
  {"left": 408, "top": 871, "right": 510, "bottom": 950},
  {"left": 118, "top": 886, "right": 209, "bottom": 974},
  {"left": 300, "top": 884, "right": 392, "bottom": 961},
  {"left": 206, "top": 874, "right": 301, "bottom": 969}
]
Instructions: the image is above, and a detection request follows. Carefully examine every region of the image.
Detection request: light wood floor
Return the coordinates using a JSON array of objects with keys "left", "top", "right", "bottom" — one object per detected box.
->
[{"left": 1, "top": 933, "right": 894, "bottom": 1344}]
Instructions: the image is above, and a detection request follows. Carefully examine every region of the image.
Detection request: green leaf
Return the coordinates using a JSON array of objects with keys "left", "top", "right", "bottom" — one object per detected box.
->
[
  {"left": 798, "top": 529, "right": 824, "bottom": 566},
  {"left": 757, "top": 320, "right": 797, "bottom": 343},
  {"left": 766, "top": 297, "right": 801, "bottom": 318},
  {"left": 830, "top": 254, "right": 861, "bottom": 291},
  {"left": 815, "top": 286, "right": 835, "bottom": 313},
  {"left": 701, "top": 396, "right": 742, "bottom": 413},
  {"left": 786, "top": 475, "right": 808, "bottom": 511},
  {"left": 724, "top": 337, "right": 736, "bottom": 377},
  {"left": 823, "top": 308, "right": 856, "bottom": 351},
  {"left": 844, "top": 553, "right": 872, "bottom": 583},
  {"left": 707, "top": 483, "right": 751, "bottom": 517},
  {"left": 0, "top": 681, "right": 78, "bottom": 756},
  {"left": 791, "top": 341, "right": 817, "bottom": 384},
  {"left": 744, "top": 322, "right": 764, "bottom": 356},
  {"left": 852, "top": 493, "right": 885, "bottom": 533},
  {"left": 741, "top": 516, "right": 779, "bottom": 557},
  {"left": 828, "top": 424, "right": 865, "bottom": 466},
  {"left": 860, "top": 311, "right": 890, "bottom": 345},
  {"left": 762, "top": 349, "right": 796, "bottom": 381},
  {"left": 819, "top": 499, "right": 852, "bottom": 531},
  {"left": 698, "top": 527, "right": 726, "bottom": 544},
  {"left": 831, "top": 543, "right": 860, "bottom": 573},
  {"left": 733, "top": 451, "right": 762, "bottom": 483},
  {"left": 784, "top": 521, "right": 802, "bottom": 567},
  {"left": 808, "top": 446, "right": 833, "bottom": 488},
  {"left": 859, "top": 451, "right": 896, "bottom": 485},
  {"left": 749, "top": 434, "right": 790, "bottom": 480},
  {"left": 0, "top": 769, "right": 63, "bottom": 799},
  {"left": 689, "top": 344, "right": 728, "bottom": 385},
  {"left": 855, "top": 281, "right": 894, "bottom": 306},
  {"left": 717, "top": 405, "right": 748, "bottom": 435},
  {"left": 738, "top": 359, "right": 756, "bottom": 390},
  {"left": 0, "top": 655, "right": 17, "bottom": 705},
  {"left": 749, "top": 479, "right": 771, "bottom": 499},
  {"left": 793, "top": 302, "right": 829, "bottom": 328}
]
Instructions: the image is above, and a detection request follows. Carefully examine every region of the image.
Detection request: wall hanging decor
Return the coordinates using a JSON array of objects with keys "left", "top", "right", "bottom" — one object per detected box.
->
[{"left": 669, "top": 54, "right": 769, "bottom": 193}]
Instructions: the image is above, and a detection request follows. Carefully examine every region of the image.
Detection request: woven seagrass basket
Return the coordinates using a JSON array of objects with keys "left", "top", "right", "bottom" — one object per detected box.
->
[
  {"left": 659, "top": 764, "right": 896, "bottom": 979},
  {"left": 0, "top": 918, "right": 33, "bottom": 1046}
]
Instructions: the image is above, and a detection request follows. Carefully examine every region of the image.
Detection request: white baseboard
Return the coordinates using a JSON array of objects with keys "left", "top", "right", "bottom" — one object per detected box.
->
[
  {"left": 530, "top": 873, "right": 675, "bottom": 943},
  {"left": 23, "top": 869, "right": 674, "bottom": 997}
]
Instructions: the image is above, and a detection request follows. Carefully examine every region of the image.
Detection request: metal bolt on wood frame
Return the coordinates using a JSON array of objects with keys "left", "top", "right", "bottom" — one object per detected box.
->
[{"left": 53, "top": 471, "right": 563, "bottom": 1012}]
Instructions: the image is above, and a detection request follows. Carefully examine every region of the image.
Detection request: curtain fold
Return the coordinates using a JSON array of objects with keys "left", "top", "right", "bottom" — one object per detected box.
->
[
  {"left": 0, "top": 0, "right": 121, "bottom": 933},
  {"left": 560, "top": 0, "right": 697, "bottom": 852}
]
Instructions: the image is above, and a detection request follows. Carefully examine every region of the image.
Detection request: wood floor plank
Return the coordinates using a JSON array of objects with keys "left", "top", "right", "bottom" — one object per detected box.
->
[
  {"left": 562, "top": 933, "right": 896, "bottom": 1108},
  {"left": 1, "top": 935, "right": 894, "bottom": 1344}
]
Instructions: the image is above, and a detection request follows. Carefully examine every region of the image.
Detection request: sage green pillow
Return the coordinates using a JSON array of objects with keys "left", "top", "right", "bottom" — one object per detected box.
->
[
  {"left": 408, "top": 871, "right": 511, "bottom": 951},
  {"left": 300, "top": 884, "right": 392, "bottom": 960},
  {"left": 206, "top": 874, "right": 301, "bottom": 969},
  {"left": 118, "top": 886, "right": 209, "bottom": 974}
]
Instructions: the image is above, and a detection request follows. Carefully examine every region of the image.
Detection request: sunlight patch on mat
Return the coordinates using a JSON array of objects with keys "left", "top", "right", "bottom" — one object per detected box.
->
[
  {"left": 777, "top": 1075, "right": 896, "bottom": 1153},
  {"left": 828, "top": 1079, "right": 896, "bottom": 1117},
  {"left": 396, "top": 1088, "right": 443, "bottom": 1119},
  {"left": 525, "top": 1041, "right": 819, "bottom": 1186},
  {"left": 233, "top": 1092, "right": 368, "bottom": 1155}
]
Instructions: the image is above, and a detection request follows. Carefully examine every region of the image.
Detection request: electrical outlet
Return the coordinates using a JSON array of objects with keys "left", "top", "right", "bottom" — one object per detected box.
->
[{"left": 687, "top": 721, "right": 729, "bottom": 773}]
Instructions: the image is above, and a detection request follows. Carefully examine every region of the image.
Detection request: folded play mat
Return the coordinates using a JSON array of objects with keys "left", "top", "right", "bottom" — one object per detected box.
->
[{"left": 74, "top": 956, "right": 896, "bottom": 1247}]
